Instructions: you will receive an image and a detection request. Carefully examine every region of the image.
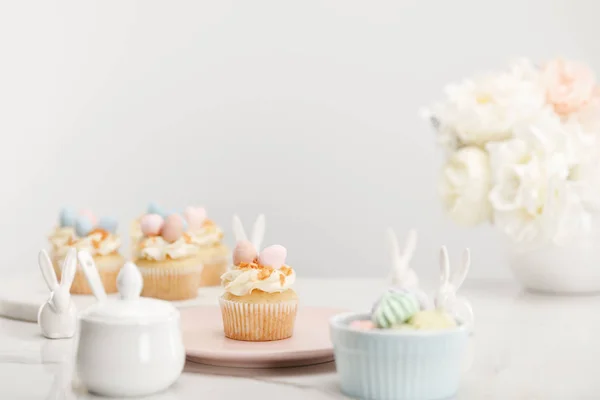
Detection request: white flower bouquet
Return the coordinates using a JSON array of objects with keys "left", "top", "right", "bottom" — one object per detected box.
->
[{"left": 425, "top": 59, "right": 600, "bottom": 247}]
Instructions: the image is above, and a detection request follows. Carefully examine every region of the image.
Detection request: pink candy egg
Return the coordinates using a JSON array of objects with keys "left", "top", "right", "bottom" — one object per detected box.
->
[
  {"left": 161, "top": 214, "right": 184, "bottom": 243},
  {"left": 140, "top": 214, "right": 164, "bottom": 236},
  {"left": 258, "top": 245, "right": 287, "bottom": 269},
  {"left": 233, "top": 240, "right": 257, "bottom": 265},
  {"left": 350, "top": 320, "right": 375, "bottom": 330},
  {"left": 184, "top": 206, "right": 207, "bottom": 230},
  {"left": 79, "top": 209, "right": 97, "bottom": 225}
]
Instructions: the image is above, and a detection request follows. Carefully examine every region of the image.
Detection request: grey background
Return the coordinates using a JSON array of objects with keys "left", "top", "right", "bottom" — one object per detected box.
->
[{"left": 2, "top": 0, "right": 598, "bottom": 282}]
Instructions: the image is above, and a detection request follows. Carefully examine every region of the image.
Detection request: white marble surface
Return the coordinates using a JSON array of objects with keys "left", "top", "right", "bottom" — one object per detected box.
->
[{"left": 1, "top": 278, "right": 599, "bottom": 399}]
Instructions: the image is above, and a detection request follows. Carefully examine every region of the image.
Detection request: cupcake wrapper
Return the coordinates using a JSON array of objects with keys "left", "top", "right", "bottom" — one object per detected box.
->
[
  {"left": 138, "top": 264, "right": 203, "bottom": 301},
  {"left": 219, "top": 297, "right": 298, "bottom": 341},
  {"left": 199, "top": 257, "right": 228, "bottom": 287}
]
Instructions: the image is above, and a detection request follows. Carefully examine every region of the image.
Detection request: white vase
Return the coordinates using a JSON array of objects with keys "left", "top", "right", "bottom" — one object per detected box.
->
[{"left": 508, "top": 231, "right": 600, "bottom": 294}]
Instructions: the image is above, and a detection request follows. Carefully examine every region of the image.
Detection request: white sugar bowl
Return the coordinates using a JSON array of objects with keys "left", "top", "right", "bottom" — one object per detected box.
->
[{"left": 76, "top": 259, "right": 185, "bottom": 397}]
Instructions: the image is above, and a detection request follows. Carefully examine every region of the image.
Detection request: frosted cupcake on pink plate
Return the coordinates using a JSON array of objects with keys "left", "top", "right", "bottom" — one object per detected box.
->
[
  {"left": 49, "top": 208, "right": 124, "bottom": 294},
  {"left": 219, "top": 215, "right": 297, "bottom": 341}
]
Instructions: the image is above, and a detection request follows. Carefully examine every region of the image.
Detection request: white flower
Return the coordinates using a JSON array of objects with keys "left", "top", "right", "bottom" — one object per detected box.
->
[
  {"left": 428, "top": 59, "right": 546, "bottom": 147},
  {"left": 487, "top": 114, "right": 593, "bottom": 245},
  {"left": 439, "top": 146, "right": 492, "bottom": 226}
]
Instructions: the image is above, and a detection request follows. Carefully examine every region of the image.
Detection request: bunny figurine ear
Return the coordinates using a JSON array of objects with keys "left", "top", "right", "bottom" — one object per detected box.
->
[
  {"left": 452, "top": 248, "right": 470, "bottom": 290},
  {"left": 251, "top": 214, "right": 265, "bottom": 253},
  {"left": 439, "top": 246, "right": 451, "bottom": 284},
  {"left": 38, "top": 250, "right": 59, "bottom": 292},
  {"left": 401, "top": 229, "right": 417, "bottom": 264},
  {"left": 59, "top": 248, "right": 77, "bottom": 291},
  {"left": 232, "top": 214, "right": 248, "bottom": 242}
]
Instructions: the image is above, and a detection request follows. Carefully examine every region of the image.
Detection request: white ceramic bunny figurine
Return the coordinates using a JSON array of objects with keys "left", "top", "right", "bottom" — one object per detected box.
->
[
  {"left": 387, "top": 228, "right": 431, "bottom": 309},
  {"left": 37, "top": 248, "right": 77, "bottom": 339},
  {"left": 387, "top": 228, "right": 419, "bottom": 288},
  {"left": 232, "top": 214, "right": 265, "bottom": 252},
  {"left": 435, "top": 246, "right": 474, "bottom": 331}
]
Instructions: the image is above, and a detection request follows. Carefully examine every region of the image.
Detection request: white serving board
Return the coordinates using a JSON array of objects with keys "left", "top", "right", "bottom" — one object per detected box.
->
[{"left": 0, "top": 272, "right": 222, "bottom": 322}]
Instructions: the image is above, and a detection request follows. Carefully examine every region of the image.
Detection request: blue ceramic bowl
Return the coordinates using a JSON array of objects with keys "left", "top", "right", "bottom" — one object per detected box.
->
[{"left": 330, "top": 312, "right": 468, "bottom": 400}]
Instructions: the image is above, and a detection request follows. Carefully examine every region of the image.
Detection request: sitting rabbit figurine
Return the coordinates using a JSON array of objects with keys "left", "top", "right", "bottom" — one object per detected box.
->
[
  {"left": 435, "top": 245, "right": 474, "bottom": 331},
  {"left": 37, "top": 248, "right": 77, "bottom": 339},
  {"left": 387, "top": 228, "right": 431, "bottom": 309}
]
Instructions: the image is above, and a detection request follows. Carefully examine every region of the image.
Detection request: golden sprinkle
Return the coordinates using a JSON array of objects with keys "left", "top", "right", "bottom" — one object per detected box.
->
[{"left": 257, "top": 267, "right": 274, "bottom": 280}]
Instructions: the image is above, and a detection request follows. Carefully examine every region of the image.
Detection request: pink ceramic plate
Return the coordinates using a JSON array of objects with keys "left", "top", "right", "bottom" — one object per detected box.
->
[{"left": 181, "top": 306, "right": 343, "bottom": 368}]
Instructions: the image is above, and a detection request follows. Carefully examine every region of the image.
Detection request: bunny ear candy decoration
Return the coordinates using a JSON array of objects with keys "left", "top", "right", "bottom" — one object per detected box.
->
[
  {"left": 434, "top": 245, "right": 474, "bottom": 332},
  {"left": 232, "top": 213, "right": 266, "bottom": 252},
  {"left": 251, "top": 214, "right": 265, "bottom": 253},
  {"left": 232, "top": 214, "right": 248, "bottom": 242},
  {"left": 37, "top": 248, "right": 77, "bottom": 339}
]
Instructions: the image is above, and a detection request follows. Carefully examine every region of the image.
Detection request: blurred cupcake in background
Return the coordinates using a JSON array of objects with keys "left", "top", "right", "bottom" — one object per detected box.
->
[
  {"left": 182, "top": 206, "right": 228, "bottom": 287},
  {"left": 133, "top": 211, "right": 204, "bottom": 300},
  {"left": 131, "top": 202, "right": 228, "bottom": 287},
  {"left": 49, "top": 207, "right": 124, "bottom": 294}
]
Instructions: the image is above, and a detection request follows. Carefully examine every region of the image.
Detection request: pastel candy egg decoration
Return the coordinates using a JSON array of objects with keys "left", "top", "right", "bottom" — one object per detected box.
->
[
  {"left": 140, "top": 214, "right": 164, "bottom": 236},
  {"left": 79, "top": 209, "right": 97, "bottom": 226},
  {"left": 161, "top": 214, "right": 184, "bottom": 243},
  {"left": 75, "top": 216, "right": 94, "bottom": 237},
  {"left": 180, "top": 216, "right": 189, "bottom": 232},
  {"left": 407, "top": 310, "right": 457, "bottom": 330},
  {"left": 233, "top": 240, "right": 258, "bottom": 265},
  {"left": 371, "top": 290, "right": 420, "bottom": 329},
  {"left": 147, "top": 202, "right": 168, "bottom": 218},
  {"left": 258, "top": 245, "right": 287, "bottom": 269},
  {"left": 183, "top": 206, "right": 207, "bottom": 230},
  {"left": 350, "top": 320, "right": 375, "bottom": 330},
  {"left": 59, "top": 207, "right": 76, "bottom": 227},
  {"left": 97, "top": 216, "right": 118, "bottom": 233}
]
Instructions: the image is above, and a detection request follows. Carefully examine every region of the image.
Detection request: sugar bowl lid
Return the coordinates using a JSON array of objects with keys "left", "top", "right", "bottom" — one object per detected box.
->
[{"left": 80, "top": 261, "right": 178, "bottom": 324}]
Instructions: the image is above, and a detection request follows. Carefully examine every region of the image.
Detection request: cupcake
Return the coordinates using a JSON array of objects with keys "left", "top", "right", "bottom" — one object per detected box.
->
[
  {"left": 49, "top": 208, "right": 124, "bottom": 294},
  {"left": 134, "top": 212, "right": 204, "bottom": 300},
  {"left": 131, "top": 203, "right": 228, "bottom": 287},
  {"left": 182, "top": 206, "right": 228, "bottom": 287},
  {"left": 219, "top": 239, "right": 297, "bottom": 342}
]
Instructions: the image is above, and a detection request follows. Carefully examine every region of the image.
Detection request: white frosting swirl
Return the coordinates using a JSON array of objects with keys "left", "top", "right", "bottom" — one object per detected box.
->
[
  {"left": 188, "top": 225, "right": 223, "bottom": 247},
  {"left": 51, "top": 229, "right": 121, "bottom": 258},
  {"left": 49, "top": 227, "right": 75, "bottom": 250},
  {"left": 137, "top": 236, "right": 199, "bottom": 261},
  {"left": 221, "top": 266, "right": 296, "bottom": 296}
]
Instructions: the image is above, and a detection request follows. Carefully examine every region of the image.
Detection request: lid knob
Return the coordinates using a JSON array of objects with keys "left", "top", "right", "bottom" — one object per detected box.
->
[{"left": 117, "top": 262, "right": 143, "bottom": 300}]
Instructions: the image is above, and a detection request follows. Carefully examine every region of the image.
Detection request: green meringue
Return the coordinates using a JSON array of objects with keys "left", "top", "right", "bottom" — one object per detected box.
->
[{"left": 371, "top": 290, "right": 420, "bottom": 329}]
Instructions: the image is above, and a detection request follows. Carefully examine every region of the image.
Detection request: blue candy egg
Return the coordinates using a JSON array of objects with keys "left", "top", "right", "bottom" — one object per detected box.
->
[
  {"left": 163, "top": 209, "right": 177, "bottom": 218},
  {"left": 59, "top": 207, "right": 76, "bottom": 228},
  {"left": 98, "top": 216, "right": 118, "bottom": 233},
  {"left": 181, "top": 217, "right": 189, "bottom": 232},
  {"left": 75, "top": 216, "right": 93, "bottom": 237},
  {"left": 147, "top": 202, "right": 165, "bottom": 217}
]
